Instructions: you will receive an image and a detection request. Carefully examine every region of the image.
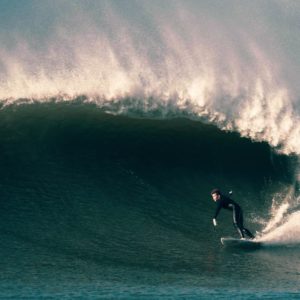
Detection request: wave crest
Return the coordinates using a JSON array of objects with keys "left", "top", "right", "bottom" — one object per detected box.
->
[{"left": 1, "top": 1, "right": 300, "bottom": 154}]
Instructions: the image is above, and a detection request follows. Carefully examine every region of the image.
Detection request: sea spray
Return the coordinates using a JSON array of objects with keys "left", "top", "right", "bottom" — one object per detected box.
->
[
  {"left": 259, "top": 210, "right": 300, "bottom": 245},
  {"left": 258, "top": 184, "right": 300, "bottom": 245},
  {"left": 0, "top": 1, "right": 300, "bottom": 154}
]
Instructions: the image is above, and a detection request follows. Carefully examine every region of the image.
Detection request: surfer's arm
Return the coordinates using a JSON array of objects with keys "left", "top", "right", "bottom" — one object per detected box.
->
[
  {"left": 212, "top": 218, "right": 217, "bottom": 226},
  {"left": 213, "top": 200, "right": 222, "bottom": 219}
]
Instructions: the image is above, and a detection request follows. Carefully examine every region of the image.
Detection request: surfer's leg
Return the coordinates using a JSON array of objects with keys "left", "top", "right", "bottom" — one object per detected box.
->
[
  {"left": 232, "top": 206, "right": 244, "bottom": 238},
  {"left": 243, "top": 228, "right": 255, "bottom": 239},
  {"left": 238, "top": 208, "right": 255, "bottom": 239}
]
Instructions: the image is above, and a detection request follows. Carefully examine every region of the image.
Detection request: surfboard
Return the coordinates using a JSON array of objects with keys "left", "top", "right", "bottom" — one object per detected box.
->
[{"left": 221, "top": 237, "right": 262, "bottom": 249}]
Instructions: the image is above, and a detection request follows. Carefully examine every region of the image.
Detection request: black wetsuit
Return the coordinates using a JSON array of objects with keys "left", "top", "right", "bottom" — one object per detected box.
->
[{"left": 214, "top": 194, "right": 254, "bottom": 239}]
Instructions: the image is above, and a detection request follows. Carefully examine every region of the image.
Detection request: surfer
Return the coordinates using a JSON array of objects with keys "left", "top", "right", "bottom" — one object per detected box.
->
[{"left": 211, "top": 189, "right": 254, "bottom": 239}]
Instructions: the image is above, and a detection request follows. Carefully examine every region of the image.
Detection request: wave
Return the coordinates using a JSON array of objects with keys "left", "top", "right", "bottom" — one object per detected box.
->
[
  {"left": 0, "top": 0, "right": 300, "bottom": 254},
  {"left": 0, "top": 102, "right": 297, "bottom": 254},
  {"left": 2, "top": 4, "right": 300, "bottom": 297},
  {"left": 1, "top": 2, "right": 300, "bottom": 154},
  {"left": 1, "top": 94, "right": 300, "bottom": 156}
]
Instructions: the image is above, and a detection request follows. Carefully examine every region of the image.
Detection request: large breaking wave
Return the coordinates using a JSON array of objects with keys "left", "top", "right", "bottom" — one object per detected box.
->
[
  {"left": 0, "top": 101, "right": 297, "bottom": 250},
  {"left": 1, "top": 1, "right": 300, "bottom": 154},
  {"left": 0, "top": 1, "right": 300, "bottom": 249}
]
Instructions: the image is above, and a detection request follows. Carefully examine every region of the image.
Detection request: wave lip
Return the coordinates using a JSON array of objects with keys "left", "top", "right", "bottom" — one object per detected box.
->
[
  {"left": 1, "top": 2, "right": 300, "bottom": 155},
  {"left": 1, "top": 92, "right": 300, "bottom": 156}
]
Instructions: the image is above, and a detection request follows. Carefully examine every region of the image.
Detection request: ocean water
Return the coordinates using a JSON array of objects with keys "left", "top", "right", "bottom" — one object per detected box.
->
[
  {"left": 1, "top": 1, "right": 300, "bottom": 298},
  {"left": 0, "top": 102, "right": 299, "bottom": 299}
]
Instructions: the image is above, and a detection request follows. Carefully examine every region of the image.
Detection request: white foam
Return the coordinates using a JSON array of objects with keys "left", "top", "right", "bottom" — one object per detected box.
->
[
  {"left": 258, "top": 211, "right": 300, "bottom": 245},
  {"left": 257, "top": 189, "right": 300, "bottom": 245},
  {"left": 261, "top": 201, "right": 290, "bottom": 234}
]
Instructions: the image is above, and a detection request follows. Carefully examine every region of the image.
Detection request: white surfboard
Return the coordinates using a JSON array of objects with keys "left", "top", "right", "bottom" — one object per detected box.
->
[{"left": 221, "top": 237, "right": 261, "bottom": 249}]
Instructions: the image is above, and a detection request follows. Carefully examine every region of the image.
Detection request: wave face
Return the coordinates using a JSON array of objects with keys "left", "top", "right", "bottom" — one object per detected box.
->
[
  {"left": 0, "top": 102, "right": 299, "bottom": 297},
  {"left": 1, "top": 1, "right": 300, "bottom": 153}
]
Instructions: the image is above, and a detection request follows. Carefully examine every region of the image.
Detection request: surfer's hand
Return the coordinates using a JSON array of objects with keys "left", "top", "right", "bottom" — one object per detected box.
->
[{"left": 213, "top": 218, "right": 217, "bottom": 226}]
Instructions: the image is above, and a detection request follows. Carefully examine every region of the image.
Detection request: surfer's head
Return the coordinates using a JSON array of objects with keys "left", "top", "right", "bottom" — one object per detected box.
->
[{"left": 211, "top": 189, "right": 221, "bottom": 201}]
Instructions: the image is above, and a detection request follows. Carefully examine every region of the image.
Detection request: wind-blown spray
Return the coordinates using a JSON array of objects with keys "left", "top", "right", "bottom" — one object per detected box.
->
[{"left": 0, "top": 1, "right": 300, "bottom": 154}]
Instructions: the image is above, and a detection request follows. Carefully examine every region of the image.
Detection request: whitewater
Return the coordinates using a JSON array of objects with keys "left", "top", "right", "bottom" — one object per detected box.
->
[
  {"left": 1, "top": 1, "right": 300, "bottom": 298},
  {"left": 1, "top": 1, "right": 300, "bottom": 154}
]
